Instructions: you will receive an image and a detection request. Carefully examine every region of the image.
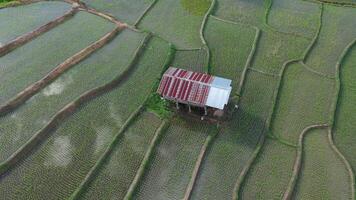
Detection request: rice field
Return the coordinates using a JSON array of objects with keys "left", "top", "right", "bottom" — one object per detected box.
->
[
  {"left": 1, "top": 1, "right": 355, "bottom": 199},
  {"left": 0, "top": 11, "right": 115, "bottom": 105},
  {"left": 294, "top": 128, "right": 352, "bottom": 200},
  {"left": 0, "top": 1, "right": 71, "bottom": 44},
  {"left": 0, "top": 30, "right": 145, "bottom": 163}
]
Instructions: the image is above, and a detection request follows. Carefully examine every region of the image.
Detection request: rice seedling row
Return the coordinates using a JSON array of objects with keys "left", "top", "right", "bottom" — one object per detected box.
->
[
  {"left": 294, "top": 128, "right": 352, "bottom": 200},
  {"left": 271, "top": 62, "right": 335, "bottom": 145},
  {"left": 305, "top": 5, "right": 356, "bottom": 76},
  {"left": 240, "top": 138, "right": 296, "bottom": 199},
  {"left": 0, "top": 11, "right": 115, "bottom": 105},
  {"left": 267, "top": 0, "right": 320, "bottom": 38},
  {"left": 138, "top": 0, "right": 212, "bottom": 48},
  {"left": 79, "top": 111, "right": 162, "bottom": 200},
  {"left": 0, "top": 30, "right": 145, "bottom": 163},
  {"left": 0, "top": 36, "right": 170, "bottom": 200},
  {"left": 171, "top": 48, "right": 207, "bottom": 73},
  {"left": 205, "top": 16, "right": 256, "bottom": 93},
  {"left": 0, "top": 1, "right": 71, "bottom": 44},
  {"left": 334, "top": 45, "right": 356, "bottom": 186},
  {"left": 190, "top": 70, "right": 278, "bottom": 200},
  {"left": 133, "top": 117, "right": 215, "bottom": 200},
  {"left": 81, "top": 0, "right": 154, "bottom": 25}
]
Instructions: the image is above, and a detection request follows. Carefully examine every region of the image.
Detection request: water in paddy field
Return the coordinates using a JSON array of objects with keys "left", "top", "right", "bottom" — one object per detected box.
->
[{"left": 180, "top": 0, "right": 212, "bottom": 16}]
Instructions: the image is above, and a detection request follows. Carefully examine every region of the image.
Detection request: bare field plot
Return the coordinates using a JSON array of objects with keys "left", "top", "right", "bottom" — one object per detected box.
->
[
  {"left": 81, "top": 0, "right": 154, "bottom": 25},
  {"left": 272, "top": 63, "right": 335, "bottom": 145},
  {"left": 241, "top": 139, "right": 296, "bottom": 200},
  {"left": 305, "top": 5, "right": 356, "bottom": 76},
  {"left": 0, "top": 1, "right": 71, "bottom": 44},
  {"left": 138, "top": 0, "right": 211, "bottom": 48},
  {"left": 294, "top": 128, "right": 352, "bottom": 200},
  {"left": 0, "top": 11, "right": 115, "bottom": 105},
  {"left": 0, "top": 30, "right": 145, "bottom": 163},
  {"left": 268, "top": 0, "right": 320, "bottom": 38},
  {"left": 190, "top": 70, "right": 277, "bottom": 200},
  {"left": 133, "top": 117, "right": 215, "bottom": 200},
  {"left": 334, "top": 45, "right": 356, "bottom": 182},
  {"left": 171, "top": 49, "right": 207, "bottom": 73},
  {"left": 205, "top": 17, "right": 256, "bottom": 92},
  {"left": 80, "top": 112, "right": 162, "bottom": 200},
  {"left": 214, "top": 0, "right": 264, "bottom": 26},
  {"left": 0, "top": 37, "right": 169, "bottom": 200},
  {"left": 251, "top": 30, "right": 309, "bottom": 74}
]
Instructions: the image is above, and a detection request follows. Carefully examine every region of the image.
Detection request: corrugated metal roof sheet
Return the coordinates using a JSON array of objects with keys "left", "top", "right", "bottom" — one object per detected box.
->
[{"left": 157, "top": 67, "right": 232, "bottom": 110}]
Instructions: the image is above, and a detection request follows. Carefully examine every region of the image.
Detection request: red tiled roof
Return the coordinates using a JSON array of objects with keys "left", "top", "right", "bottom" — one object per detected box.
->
[{"left": 157, "top": 67, "right": 214, "bottom": 106}]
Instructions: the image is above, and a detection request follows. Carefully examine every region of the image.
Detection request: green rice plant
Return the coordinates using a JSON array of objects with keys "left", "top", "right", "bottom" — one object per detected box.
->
[
  {"left": 271, "top": 62, "right": 335, "bottom": 145},
  {"left": 0, "top": 30, "right": 145, "bottom": 164},
  {"left": 205, "top": 16, "right": 256, "bottom": 93},
  {"left": 79, "top": 112, "right": 162, "bottom": 200},
  {"left": 190, "top": 70, "right": 278, "bottom": 200},
  {"left": 305, "top": 5, "right": 356, "bottom": 76},
  {"left": 0, "top": 11, "right": 115, "bottom": 105},
  {"left": 0, "top": 1, "right": 71, "bottom": 43},
  {"left": 240, "top": 138, "right": 296, "bottom": 200},
  {"left": 171, "top": 49, "right": 207, "bottom": 72},
  {"left": 214, "top": 0, "right": 265, "bottom": 26},
  {"left": 267, "top": 0, "right": 320, "bottom": 38},
  {"left": 250, "top": 30, "right": 309, "bottom": 74},
  {"left": 133, "top": 117, "right": 215, "bottom": 200},
  {"left": 138, "top": 0, "right": 211, "bottom": 48},
  {"left": 294, "top": 128, "right": 352, "bottom": 200},
  {"left": 81, "top": 0, "right": 154, "bottom": 25},
  {"left": 334, "top": 45, "right": 356, "bottom": 185},
  {"left": 0, "top": 36, "right": 170, "bottom": 200}
]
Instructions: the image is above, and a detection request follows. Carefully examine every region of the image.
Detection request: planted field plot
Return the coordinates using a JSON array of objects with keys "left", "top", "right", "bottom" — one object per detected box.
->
[
  {"left": 267, "top": 0, "right": 320, "bottom": 38},
  {"left": 0, "top": 1, "right": 71, "bottom": 44},
  {"left": 250, "top": 30, "right": 309, "bottom": 74},
  {"left": 214, "top": 0, "right": 264, "bottom": 26},
  {"left": 294, "top": 128, "right": 352, "bottom": 200},
  {"left": 205, "top": 16, "right": 256, "bottom": 93},
  {"left": 138, "top": 0, "right": 211, "bottom": 48},
  {"left": 0, "top": 37, "right": 169, "bottom": 200},
  {"left": 190, "top": 70, "right": 278, "bottom": 200},
  {"left": 305, "top": 5, "right": 356, "bottom": 76},
  {"left": 240, "top": 139, "right": 296, "bottom": 200},
  {"left": 80, "top": 112, "right": 162, "bottom": 200},
  {"left": 0, "top": 30, "right": 145, "bottom": 163},
  {"left": 81, "top": 0, "right": 154, "bottom": 25},
  {"left": 171, "top": 49, "right": 207, "bottom": 72},
  {"left": 271, "top": 63, "right": 335, "bottom": 145},
  {"left": 334, "top": 45, "right": 356, "bottom": 183},
  {"left": 134, "top": 117, "right": 214, "bottom": 200},
  {"left": 0, "top": 11, "right": 115, "bottom": 105}
]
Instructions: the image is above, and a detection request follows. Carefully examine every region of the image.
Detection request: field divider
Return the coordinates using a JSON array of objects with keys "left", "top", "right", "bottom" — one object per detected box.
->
[
  {"left": 303, "top": 0, "right": 356, "bottom": 7},
  {"left": 300, "top": 61, "right": 335, "bottom": 79},
  {"left": 79, "top": 7, "right": 127, "bottom": 28},
  {"left": 0, "top": 33, "right": 151, "bottom": 177},
  {"left": 0, "top": 7, "right": 78, "bottom": 57},
  {"left": 133, "top": 0, "right": 158, "bottom": 27},
  {"left": 123, "top": 120, "right": 170, "bottom": 200},
  {"left": 236, "top": 27, "right": 261, "bottom": 96},
  {"left": 247, "top": 67, "right": 279, "bottom": 77},
  {"left": 182, "top": 127, "right": 219, "bottom": 200},
  {"left": 0, "top": 26, "right": 123, "bottom": 117},
  {"left": 282, "top": 124, "right": 329, "bottom": 200}
]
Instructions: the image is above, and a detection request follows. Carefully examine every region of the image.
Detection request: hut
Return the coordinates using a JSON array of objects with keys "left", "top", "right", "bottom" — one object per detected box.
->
[{"left": 157, "top": 67, "right": 232, "bottom": 115}]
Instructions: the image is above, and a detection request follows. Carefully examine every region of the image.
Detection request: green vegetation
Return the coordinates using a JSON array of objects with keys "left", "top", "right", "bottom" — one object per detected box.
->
[
  {"left": 171, "top": 49, "right": 207, "bottom": 72},
  {"left": 334, "top": 45, "right": 356, "bottom": 184},
  {"left": 294, "top": 129, "right": 352, "bottom": 200},
  {"left": 80, "top": 112, "right": 162, "bottom": 200},
  {"left": 180, "top": 0, "right": 212, "bottom": 16},
  {"left": 241, "top": 139, "right": 296, "bottom": 199},
  {"left": 271, "top": 63, "right": 335, "bottom": 145},
  {"left": 0, "top": 11, "right": 115, "bottom": 105},
  {"left": 0, "top": 1, "right": 71, "bottom": 43},
  {"left": 190, "top": 71, "right": 278, "bottom": 199},
  {"left": 134, "top": 117, "right": 215, "bottom": 199},
  {"left": 138, "top": 0, "right": 210, "bottom": 48},
  {"left": 0, "top": 30, "right": 144, "bottom": 163}
]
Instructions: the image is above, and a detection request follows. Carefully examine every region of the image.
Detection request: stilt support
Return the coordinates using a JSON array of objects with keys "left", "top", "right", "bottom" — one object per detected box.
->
[
  {"left": 188, "top": 104, "right": 192, "bottom": 113},
  {"left": 176, "top": 100, "right": 179, "bottom": 110},
  {"left": 204, "top": 106, "right": 207, "bottom": 115}
]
